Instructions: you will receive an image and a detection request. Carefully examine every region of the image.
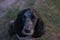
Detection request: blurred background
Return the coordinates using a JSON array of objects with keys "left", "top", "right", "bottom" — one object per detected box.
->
[{"left": 0, "top": 0, "right": 60, "bottom": 40}]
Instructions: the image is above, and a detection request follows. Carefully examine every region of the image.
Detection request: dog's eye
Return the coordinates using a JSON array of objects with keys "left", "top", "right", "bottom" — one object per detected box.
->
[
  {"left": 31, "top": 17, "right": 35, "bottom": 22},
  {"left": 31, "top": 17, "right": 37, "bottom": 23},
  {"left": 31, "top": 14, "right": 36, "bottom": 19},
  {"left": 31, "top": 16, "right": 36, "bottom": 21}
]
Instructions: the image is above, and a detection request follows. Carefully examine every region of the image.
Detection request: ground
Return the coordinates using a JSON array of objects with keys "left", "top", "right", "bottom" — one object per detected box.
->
[{"left": 0, "top": 0, "right": 60, "bottom": 40}]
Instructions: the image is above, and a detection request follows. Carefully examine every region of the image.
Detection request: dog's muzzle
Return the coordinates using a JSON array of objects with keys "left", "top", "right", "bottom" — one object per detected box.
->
[{"left": 22, "top": 18, "right": 34, "bottom": 36}]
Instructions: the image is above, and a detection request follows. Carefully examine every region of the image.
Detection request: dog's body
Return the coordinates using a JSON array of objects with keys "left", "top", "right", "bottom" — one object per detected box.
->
[{"left": 9, "top": 8, "right": 45, "bottom": 40}]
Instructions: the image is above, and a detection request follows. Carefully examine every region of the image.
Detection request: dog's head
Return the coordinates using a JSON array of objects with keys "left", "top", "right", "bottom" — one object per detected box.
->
[
  {"left": 14, "top": 8, "right": 45, "bottom": 38},
  {"left": 22, "top": 9, "right": 38, "bottom": 36}
]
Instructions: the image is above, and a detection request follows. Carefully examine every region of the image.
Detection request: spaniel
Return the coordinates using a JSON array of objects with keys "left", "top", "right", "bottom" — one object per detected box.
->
[{"left": 9, "top": 8, "right": 45, "bottom": 40}]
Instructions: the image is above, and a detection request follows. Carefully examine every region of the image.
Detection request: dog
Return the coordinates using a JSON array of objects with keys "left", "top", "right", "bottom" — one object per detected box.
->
[{"left": 9, "top": 8, "right": 45, "bottom": 40}]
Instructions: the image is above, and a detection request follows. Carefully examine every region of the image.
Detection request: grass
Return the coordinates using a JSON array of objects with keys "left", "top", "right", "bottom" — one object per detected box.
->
[
  {"left": 0, "top": 6, "right": 20, "bottom": 40},
  {"left": 37, "top": 0, "right": 60, "bottom": 40},
  {"left": 27, "top": 0, "right": 35, "bottom": 7},
  {"left": 6, "top": 6, "right": 20, "bottom": 20}
]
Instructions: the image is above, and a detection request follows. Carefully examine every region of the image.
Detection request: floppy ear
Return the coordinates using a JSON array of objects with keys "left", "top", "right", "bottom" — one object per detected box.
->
[
  {"left": 32, "top": 17, "right": 45, "bottom": 38},
  {"left": 14, "top": 9, "right": 29, "bottom": 31},
  {"left": 14, "top": 8, "right": 30, "bottom": 25}
]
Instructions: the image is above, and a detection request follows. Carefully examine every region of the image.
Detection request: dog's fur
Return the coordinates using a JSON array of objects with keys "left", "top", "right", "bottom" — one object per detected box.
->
[{"left": 9, "top": 8, "right": 45, "bottom": 40}]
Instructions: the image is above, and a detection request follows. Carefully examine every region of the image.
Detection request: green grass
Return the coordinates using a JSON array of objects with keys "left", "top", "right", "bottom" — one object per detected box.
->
[
  {"left": 51, "top": 0, "right": 60, "bottom": 9},
  {"left": 6, "top": 6, "right": 20, "bottom": 20},
  {"left": 38, "top": 0, "right": 60, "bottom": 40},
  {"left": 24, "top": 0, "right": 35, "bottom": 8},
  {"left": 0, "top": 6, "right": 20, "bottom": 40}
]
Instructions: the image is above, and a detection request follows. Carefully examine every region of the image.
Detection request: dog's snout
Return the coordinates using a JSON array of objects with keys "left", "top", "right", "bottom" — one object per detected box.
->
[{"left": 24, "top": 29, "right": 30, "bottom": 33}]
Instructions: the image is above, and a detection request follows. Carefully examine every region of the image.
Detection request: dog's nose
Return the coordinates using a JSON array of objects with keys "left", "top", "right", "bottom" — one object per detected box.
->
[{"left": 24, "top": 29, "right": 30, "bottom": 33}]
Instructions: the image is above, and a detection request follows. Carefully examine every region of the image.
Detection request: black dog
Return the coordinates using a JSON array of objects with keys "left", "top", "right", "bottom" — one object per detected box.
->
[{"left": 9, "top": 8, "right": 45, "bottom": 40}]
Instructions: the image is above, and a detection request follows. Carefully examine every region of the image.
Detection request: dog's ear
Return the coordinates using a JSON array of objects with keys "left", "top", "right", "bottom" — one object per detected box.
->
[
  {"left": 32, "top": 17, "right": 45, "bottom": 38},
  {"left": 14, "top": 8, "right": 30, "bottom": 25}
]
